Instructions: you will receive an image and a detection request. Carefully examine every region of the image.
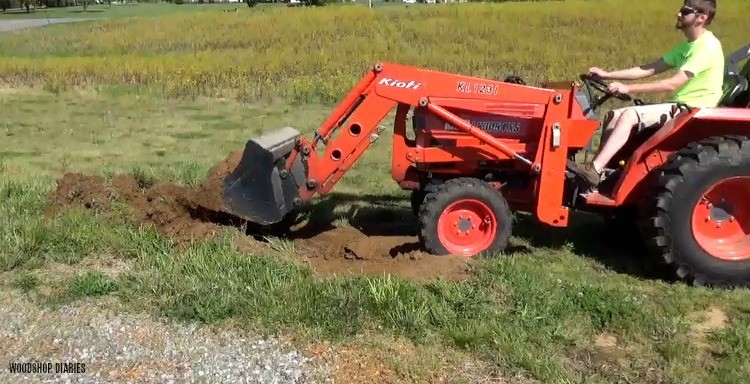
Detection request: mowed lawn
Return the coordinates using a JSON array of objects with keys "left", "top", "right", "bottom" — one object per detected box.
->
[{"left": 2, "top": 1, "right": 750, "bottom": 382}]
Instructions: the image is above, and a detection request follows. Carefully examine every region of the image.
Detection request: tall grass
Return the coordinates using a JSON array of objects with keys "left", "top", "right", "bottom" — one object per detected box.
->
[{"left": 1, "top": 0, "right": 748, "bottom": 103}]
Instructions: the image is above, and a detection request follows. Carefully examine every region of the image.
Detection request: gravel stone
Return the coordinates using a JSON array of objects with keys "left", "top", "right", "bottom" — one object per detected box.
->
[{"left": 0, "top": 292, "right": 331, "bottom": 383}]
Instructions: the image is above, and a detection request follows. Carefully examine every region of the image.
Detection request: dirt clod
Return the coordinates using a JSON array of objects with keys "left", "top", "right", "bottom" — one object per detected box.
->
[{"left": 45, "top": 151, "right": 473, "bottom": 282}]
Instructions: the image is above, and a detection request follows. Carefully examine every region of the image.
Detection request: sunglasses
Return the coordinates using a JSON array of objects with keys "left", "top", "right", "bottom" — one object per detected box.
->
[{"left": 678, "top": 6, "right": 702, "bottom": 16}]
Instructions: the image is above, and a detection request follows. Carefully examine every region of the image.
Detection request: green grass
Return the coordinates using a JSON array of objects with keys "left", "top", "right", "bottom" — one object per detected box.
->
[{"left": 2, "top": 87, "right": 750, "bottom": 383}]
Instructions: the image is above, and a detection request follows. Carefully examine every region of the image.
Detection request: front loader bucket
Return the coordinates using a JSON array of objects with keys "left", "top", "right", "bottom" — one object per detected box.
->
[{"left": 221, "top": 126, "right": 306, "bottom": 226}]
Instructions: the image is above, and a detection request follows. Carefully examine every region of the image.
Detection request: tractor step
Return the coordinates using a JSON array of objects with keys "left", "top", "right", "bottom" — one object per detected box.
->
[{"left": 580, "top": 191, "right": 616, "bottom": 207}]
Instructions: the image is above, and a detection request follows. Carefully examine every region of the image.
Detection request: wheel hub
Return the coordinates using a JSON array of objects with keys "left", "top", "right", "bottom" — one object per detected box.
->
[
  {"left": 457, "top": 217, "right": 472, "bottom": 232},
  {"left": 706, "top": 200, "right": 734, "bottom": 224},
  {"left": 691, "top": 176, "right": 750, "bottom": 261},
  {"left": 437, "top": 199, "right": 497, "bottom": 256}
]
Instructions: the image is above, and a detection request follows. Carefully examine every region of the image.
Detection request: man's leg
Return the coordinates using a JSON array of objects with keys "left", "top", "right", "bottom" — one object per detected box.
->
[
  {"left": 593, "top": 108, "right": 625, "bottom": 157},
  {"left": 570, "top": 103, "right": 678, "bottom": 187},
  {"left": 591, "top": 108, "right": 640, "bottom": 172},
  {"left": 570, "top": 108, "right": 632, "bottom": 186}
]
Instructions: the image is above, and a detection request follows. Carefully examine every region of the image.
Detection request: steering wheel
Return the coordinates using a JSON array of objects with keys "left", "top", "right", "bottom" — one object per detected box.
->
[
  {"left": 580, "top": 73, "right": 631, "bottom": 99},
  {"left": 578, "top": 73, "right": 649, "bottom": 113}
]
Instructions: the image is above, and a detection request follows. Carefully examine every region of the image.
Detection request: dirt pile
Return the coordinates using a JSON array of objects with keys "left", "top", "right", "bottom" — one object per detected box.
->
[
  {"left": 45, "top": 151, "right": 473, "bottom": 282},
  {"left": 188, "top": 149, "right": 244, "bottom": 214},
  {"left": 46, "top": 150, "right": 248, "bottom": 245}
]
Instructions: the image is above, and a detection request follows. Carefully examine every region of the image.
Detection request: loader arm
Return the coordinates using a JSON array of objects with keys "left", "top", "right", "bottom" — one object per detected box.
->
[{"left": 221, "top": 62, "right": 572, "bottom": 226}]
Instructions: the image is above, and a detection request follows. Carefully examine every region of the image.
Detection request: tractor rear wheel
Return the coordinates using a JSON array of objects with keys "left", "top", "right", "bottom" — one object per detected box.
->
[
  {"left": 639, "top": 136, "right": 750, "bottom": 288},
  {"left": 410, "top": 189, "right": 426, "bottom": 216},
  {"left": 418, "top": 177, "right": 512, "bottom": 256}
]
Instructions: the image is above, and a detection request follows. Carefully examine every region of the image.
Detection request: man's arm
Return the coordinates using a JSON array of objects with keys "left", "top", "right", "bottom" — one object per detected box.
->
[
  {"left": 611, "top": 40, "right": 720, "bottom": 95},
  {"left": 596, "top": 59, "right": 673, "bottom": 80},
  {"left": 615, "top": 70, "right": 691, "bottom": 94}
]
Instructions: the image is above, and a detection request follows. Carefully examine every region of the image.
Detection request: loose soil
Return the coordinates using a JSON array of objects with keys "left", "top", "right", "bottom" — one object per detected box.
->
[{"left": 45, "top": 151, "right": 472, "bottom": 282}]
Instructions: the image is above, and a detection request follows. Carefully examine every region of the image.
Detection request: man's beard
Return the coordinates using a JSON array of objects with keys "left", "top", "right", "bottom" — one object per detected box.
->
[{"left": 675, "top": 18, "right": 696, "bottom": 29}]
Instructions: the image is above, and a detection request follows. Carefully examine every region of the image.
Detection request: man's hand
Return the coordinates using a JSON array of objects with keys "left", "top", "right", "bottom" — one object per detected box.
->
[
  {"left": 588, "top": 67, "right": 610, "bottom": 79},
  {"left": 607, "top": 81, "right": 629, "bottom": 95}
]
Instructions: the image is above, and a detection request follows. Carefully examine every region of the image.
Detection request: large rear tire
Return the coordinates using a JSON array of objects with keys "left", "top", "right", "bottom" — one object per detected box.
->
[
  {"left": 639, "top": 136, "right": 750, "bottom": 288},
  {"left": 418, "top": 178, "right": 512, "bottom": 256},
  {"left": 410, "top": 189, "right": 426, "bottom": 217}
]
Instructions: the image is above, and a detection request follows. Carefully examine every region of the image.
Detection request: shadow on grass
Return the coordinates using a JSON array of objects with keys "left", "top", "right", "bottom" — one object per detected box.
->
[
  {"left": 509, "top": 212, "right": 675, "bottom": 283},
  {"left": 226, "top": 191, "right": 672, "bottom": 284},
  {"left": 245, "top": 191, "right": 419, "bottom": 240}
]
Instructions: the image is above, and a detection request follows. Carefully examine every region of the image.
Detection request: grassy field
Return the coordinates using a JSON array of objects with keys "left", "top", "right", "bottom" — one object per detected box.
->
[
  {"left": 2, "top": 0, "right": 749, "bottom": 104},
  {"left": 3, "top": 1, "right": 750, "bottom": 383}
]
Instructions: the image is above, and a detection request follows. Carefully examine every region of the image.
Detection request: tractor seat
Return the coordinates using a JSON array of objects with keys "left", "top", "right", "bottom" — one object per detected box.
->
[{"left": 718, "top": 73, "right": 750, "bottom": 107}]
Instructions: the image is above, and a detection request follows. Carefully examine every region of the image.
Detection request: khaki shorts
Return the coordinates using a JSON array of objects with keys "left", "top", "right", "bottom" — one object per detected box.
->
[{"left": 607, "top": 103, "right": 681, "bottom": 133}]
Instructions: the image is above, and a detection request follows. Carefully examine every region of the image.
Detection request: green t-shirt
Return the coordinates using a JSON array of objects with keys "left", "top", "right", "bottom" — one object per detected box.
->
[{"left": 662, "top": 31, "right": 725, "bottom": 108}]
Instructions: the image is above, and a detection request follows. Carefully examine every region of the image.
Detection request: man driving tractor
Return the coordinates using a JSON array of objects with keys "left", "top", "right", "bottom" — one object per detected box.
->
[{"left": 569, "top": 0, "right": 724, "bottom": 187}]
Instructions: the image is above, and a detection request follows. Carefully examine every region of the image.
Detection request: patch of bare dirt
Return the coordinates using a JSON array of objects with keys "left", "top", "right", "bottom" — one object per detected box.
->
[
  {"left": 594, "top": 333, "right": 618, "bottom": 349},
  {"left": 45, "top": 150, "right": 473, "bottom": 282},
  {"left": 289, "top": 226, "right": 472, "bottom": 282},
  {"left": 42, "top": 256, "right": 127, "bottom": 282},
  {"left": 688, "top": 306, "right": 728, "bottom": 349},
  {"left": 586, "top": 332, "right": 628, "bottom": 371}
]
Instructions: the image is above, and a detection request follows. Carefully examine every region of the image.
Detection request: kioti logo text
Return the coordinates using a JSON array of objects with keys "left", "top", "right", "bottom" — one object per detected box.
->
[{"left": 378, "top": 78, "right": 422, "bottom": 90}]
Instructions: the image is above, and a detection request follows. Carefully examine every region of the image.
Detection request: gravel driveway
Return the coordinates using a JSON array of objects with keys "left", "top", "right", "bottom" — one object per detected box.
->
[
  {"left": 0, "top": 291, "right": 331, "bottom": 383},
  {"left": 0, "top": 18, "right": 95, "bottom": 32}
]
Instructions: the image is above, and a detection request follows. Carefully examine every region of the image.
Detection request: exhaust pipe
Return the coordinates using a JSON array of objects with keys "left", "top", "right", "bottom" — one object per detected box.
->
[{"left": 221, "top": 126, "right": 306, "bottom": 226}]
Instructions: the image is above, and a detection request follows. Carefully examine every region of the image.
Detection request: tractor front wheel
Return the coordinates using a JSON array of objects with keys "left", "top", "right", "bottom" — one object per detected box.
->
[
  {"left": 640, "top": 136, "right": 750, "bottom": 287},
  {"left": 418, "top": 178, "right": 512, "bottom": 256}
]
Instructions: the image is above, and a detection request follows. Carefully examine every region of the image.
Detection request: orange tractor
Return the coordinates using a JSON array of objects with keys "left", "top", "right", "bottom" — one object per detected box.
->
[{"left": 221, "top": 44, "right": 750, "bottom": 288}]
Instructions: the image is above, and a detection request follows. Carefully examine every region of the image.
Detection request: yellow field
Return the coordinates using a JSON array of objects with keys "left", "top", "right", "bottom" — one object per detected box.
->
[{"left": 2, "top": 0, "right": 749, "bottom": 103}]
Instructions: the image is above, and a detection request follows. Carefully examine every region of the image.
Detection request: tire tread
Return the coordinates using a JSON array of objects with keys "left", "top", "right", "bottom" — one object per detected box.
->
[
  {"left": 639, "top": 135, "right": 750, "bottom": 288},
  {"left": 418, "top": 177, "right": 512, "bottom": 256}
]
